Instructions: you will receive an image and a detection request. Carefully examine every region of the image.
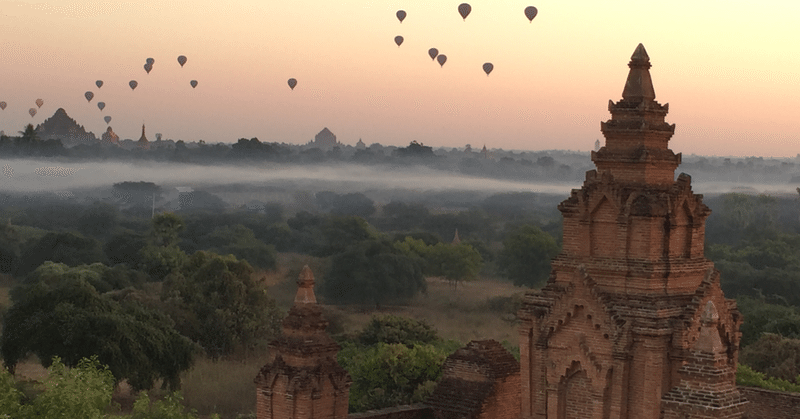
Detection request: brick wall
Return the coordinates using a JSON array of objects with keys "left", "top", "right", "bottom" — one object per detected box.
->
[
  {"left": 740, "top": 387, "right": 800, "bottom": 419},
  {"left": 562, "top": 370, "right": 593, "bottom": 419}
]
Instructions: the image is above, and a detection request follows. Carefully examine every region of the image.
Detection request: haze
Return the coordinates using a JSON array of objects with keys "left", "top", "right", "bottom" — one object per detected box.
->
[{"left": 1, "top": 1, "right": 799, "bottom": 157}]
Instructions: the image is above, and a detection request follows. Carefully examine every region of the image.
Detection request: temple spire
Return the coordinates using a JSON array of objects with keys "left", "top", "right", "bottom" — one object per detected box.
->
[
  {"left": 621, "top": 43, "right": 656, "bottom": 102},
  {"left": 294, "top": 265, "right": 317, "bottom": 306}
]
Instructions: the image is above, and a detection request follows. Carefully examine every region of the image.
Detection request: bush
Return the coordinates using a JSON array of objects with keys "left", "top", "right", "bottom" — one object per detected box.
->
[
  {"left": 740, "top": 333, "right": 800, "bottom": 382},
  {"left": 357, "top": 315, "right": 439, "bottom": 347},
  {"left": 736, "top": 364, "right": 800, "bottom": 393}
]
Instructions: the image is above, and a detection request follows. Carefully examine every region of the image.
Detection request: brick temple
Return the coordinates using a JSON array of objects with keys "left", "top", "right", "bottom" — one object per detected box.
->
[
  {"left": 517, "top": 43, "right": 746, "bottom": 419},
  {"left": 255, "top": 44, "right": 800, "bottom": 419}
]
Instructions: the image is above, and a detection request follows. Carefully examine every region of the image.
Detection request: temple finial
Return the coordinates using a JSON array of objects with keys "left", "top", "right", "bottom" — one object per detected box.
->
[
  {"left": 621, "top": 43, "right": 656, "bottom": 102},
  {"left": 294, "top": 265, "right": 317, "bottom": 305}
]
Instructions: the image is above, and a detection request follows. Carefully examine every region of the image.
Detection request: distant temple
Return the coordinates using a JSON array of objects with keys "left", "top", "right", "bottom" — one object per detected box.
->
[
  {"left": 100, "top": 127, "right": 119, "bottom": 145},
  {"left": 307, "top": 127, "right": 341, "bottom": 150},
  {"left": 137, "top": 124, "right": 149, "bottom": 150},
  {"left": 35, "top": 108, "right": 96, "bottom": 147}
]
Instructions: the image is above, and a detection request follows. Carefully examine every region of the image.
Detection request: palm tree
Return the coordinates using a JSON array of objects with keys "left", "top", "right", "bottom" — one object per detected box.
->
[{"left": 16, "top": 123, "right": 39, "bottom": 147}]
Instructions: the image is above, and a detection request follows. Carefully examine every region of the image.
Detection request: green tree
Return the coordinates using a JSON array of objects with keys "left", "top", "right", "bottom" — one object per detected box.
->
[
  {"left": 321, "top": 238, "right": 426, "bottom": 307},
  {"left": 140, "top": 213, "right": 188, "bottom": 280},
  {"left": 357, "top": 315, "right": 439, "bottom": 347},
  {"left": 132, "top": 391, "right": 207, "bottom": 419},
  {"left": 338, "top": 342, "right": 448, "bottom": 413},
  {"left": 1, "top": 272, "right": 197, "bottom": 391},
  {"left": 76, "top": 201, "right": 120, "bottom": 238},
  {"left": 162, "top": 251, "right": 282, "bottom": 358},
  {"left": 736, "top": 295, "right": 800, "bottom": 347},
  {"left": 740, "top": 333, "right": 800, "bottom": 383},
  {"left": 426, "top": 242, "right": 483, "bottom": 289},
  {"left": 200, "top": 224, "right": 277, "bottom": 270},
  {"left": 25, "top": 356, "right": 115, "bottom": 419},
  {"left": 16, "top": 231, "right": 107, "bottom": 276},
  {"left": 105, "top": 230, "right": 148, "bottom": 267},
  {"left": 736, "top": 364, "right": 800, "bottom": 393},
  {"left": 0, "top": 366, "right": 24, "bottom": 417},
  {"left": 0, "top": 221, "right": 22, "bottom": 273},
  {"left": 497, "top": 224, "right": 560, "bottom": 287}
]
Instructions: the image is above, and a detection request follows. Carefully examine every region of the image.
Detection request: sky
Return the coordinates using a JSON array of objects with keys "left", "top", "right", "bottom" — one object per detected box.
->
[{"left": 0, "top": 1, "right": 798, "bottom": 157}]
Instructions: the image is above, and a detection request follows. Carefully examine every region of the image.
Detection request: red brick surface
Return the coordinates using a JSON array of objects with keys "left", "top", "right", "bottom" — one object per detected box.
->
[{"left": 518, "top": 44, "right": 744, "bottom": 419}]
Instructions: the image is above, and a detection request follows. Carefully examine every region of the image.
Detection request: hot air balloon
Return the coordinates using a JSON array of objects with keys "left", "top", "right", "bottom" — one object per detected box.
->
[
  {"left": 104, "top": 116, "right": 112, "bottom": 124},
  {"left": 190, "top": 80, "right": 198, "bottom": 88},
  {"left": 144, "top": 63, "right": 153, "bottom": 74},
  {"left": 35, "top": 99, "right": 43, "bottom": 108},
  {"left": 288, "top": 78, "right": 297, "bottom": 90},
  {"left": 483, "top": 62, "right": 493, "bottom": 76},
  {"left": 394, "top": 36, "right": 404, "bottom": 47},
  {"left": 524, "top": 6, "right": 538, "bottom": 22},
  {"left": 29, "top": 108, "right": 37, "bottom": 117},
  {"left": 437, "top": 54, "right": 447, "bottom": 67},
  {"left": 0, "top": 102, "right": 6, "bottom": 110},
  {"left": 146, "top": 57, "right": 154, "bottom": 65},
  {"left": 97, "top": 102, "right": 105, "bottom": 111},
  {"left": 129, "top": 80, "right": 138, "bottom": 90},
  {"left": 85, "top": 91, "right": 94, "bottom": 102},
  {"left": 96, "top": 80, "right": 103, "bottom": 88},
  {"left": 396, "top": 10, "right": 406, "bottom": 23},
  {"left": 428, "top": 48, "right": 438, "bottom": 60},
  {"left": 458, "top": 3, "right": 471, "bottom": 20},
  {"left": 177, "top": 55, "right": 187, "bottom": 67}
]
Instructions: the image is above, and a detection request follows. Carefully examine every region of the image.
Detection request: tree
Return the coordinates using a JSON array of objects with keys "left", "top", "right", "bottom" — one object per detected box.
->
[
  {"left": 1, "top": 356, "right": 207, "bottom": 419},
  {"left": 198, "top": 224, "right": 277, "bottom": 270},
  {"left": 0, "top": 221, "right": 22, "bottom": 273},
  {"left": 16, "top": 123, "right": 39, "bottom": 148},
  {"left": 357, "top": 315, "right": 439, "bottom": 347},
  {"left": 150, "top": 212, "right": 185, "bottom": 247},
  {"left": 0, "top": 356, "right": 114, "bottom": 419},
  {"left": 380, "top": 201, "right": 430, "bottom": 231},
  {"left": 16, "top": 231, "right": 106, "bottom": 276},
  {"left": 321, "top": 238, "right": 426, "bottom": 306},
  {"left": 76, "top": 201, "right": 120, "bottom": 238},
  {"left": 395, "top": 237, "right": 483, "bottom": 289},
  {"left": 736, "top": 295, "right": 800, "bottom": 347},
  {"left": 339, "top": 342, "right": 448, "bottom": 413},
  {"left": 105, "top": 230, "right": 147, "bottom": 267},
  {"left": 161, "top": 251, "right": 282, "bottom": 358},
  {"left": 740, "top": 334, "right": 800, "bottom": 383},
  {"left": 497, "top": 224, "right": 560, "bottom": 287},
  {"left": 425, "top": 242, "right": 483, "bottom": 289},
  {"left": 140, "top": 212, "right": 187, "bottom": 281},
  {"left": 1, "top": 272, "right": 197, "bottom": 391}
]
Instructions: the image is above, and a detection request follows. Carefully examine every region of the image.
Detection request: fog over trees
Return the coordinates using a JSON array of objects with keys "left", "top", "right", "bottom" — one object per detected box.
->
[{"left": 3, "top": 132, "right": 800, "bottom": 412}]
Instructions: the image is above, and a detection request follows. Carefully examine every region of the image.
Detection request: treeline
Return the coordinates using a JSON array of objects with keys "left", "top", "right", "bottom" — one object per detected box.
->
[
  {"left": 704, "top": 192, "right": 800, "bottom": 387},
  {"left": 4, "top": 179, "right": 800, "bottom": 404},
  {"left": 0, "top": 183, "right": 563, "bottom": 399}
]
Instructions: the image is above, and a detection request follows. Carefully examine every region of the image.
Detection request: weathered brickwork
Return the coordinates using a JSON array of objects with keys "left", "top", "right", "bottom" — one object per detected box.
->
[
  {"left": 255, "top": 266, "right": 351, "bottom": 419},
  {"left": 740, "top": 387, "right": 800, "bottom": 419},
  {"left": 426, "top": 340, "right": 520, "bottom": 419},
  {"left": 518, "top": 44, "right": 745, "bottom": 419}
]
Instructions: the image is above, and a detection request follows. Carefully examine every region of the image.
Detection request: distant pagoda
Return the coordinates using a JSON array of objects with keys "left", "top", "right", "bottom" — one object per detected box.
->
[
  {"left": 35, "top": 108, "right": 96, "bottom": 147},
  {"left": 137, "top": 124, "right": 150, "bottom": 150}
]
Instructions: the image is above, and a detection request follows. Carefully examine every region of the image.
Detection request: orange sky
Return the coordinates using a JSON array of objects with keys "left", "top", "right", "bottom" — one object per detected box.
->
[{"left": 1, "top": 1, "right": 798, "bottom": 157}]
